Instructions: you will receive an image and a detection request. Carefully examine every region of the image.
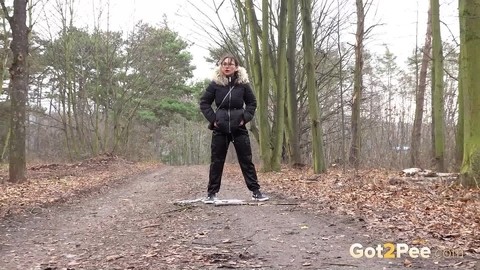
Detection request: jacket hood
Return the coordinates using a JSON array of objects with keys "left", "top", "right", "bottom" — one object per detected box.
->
[{"left": 211, "top": 66, "right": 250, "bottom": 86}]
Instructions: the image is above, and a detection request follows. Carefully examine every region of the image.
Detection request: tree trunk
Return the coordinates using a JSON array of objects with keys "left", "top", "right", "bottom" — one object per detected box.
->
[
  {"left": 1, "top": 0, "right": 28, "bottom": 183},
  {"left": 349, "top": 0, "right": 365, "bottom": 169},
  {"left": 271, "top": 0, "right": 287, "bottom": 170},
  {"left": 431, "top": 0, "right": 445, "bottom": 172},
  {"left": 456, "top": 0, "right": 466, "bottom": 169},
  {"left": 460, "top": 0, "right": 480, "bottom": 187},
  {"left": 300, "top": 0, "right": 326, "bottom": 173},
  {"left": 235, "top": 0, "right": 259, "bottom": 145},
  {"left": 285, "top": 0, "right": 301, "bottom": 165},
  {"left": 243, "top": 0, "right": 270, "bottom": 170},
  {"left": 258, "top": 0, "right": 273, "bottom": 171},
  {"left": 337, "top": 0, "right": 346, "bottom": 172},
  {"left": 411, "top": 6, "right": 432, "bottom": 167}
]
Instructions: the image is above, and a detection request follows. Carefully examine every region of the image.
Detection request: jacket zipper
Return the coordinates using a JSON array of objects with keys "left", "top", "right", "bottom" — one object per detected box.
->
[{"left": 228, "top": 86, "right": 233, "bottom": 133}]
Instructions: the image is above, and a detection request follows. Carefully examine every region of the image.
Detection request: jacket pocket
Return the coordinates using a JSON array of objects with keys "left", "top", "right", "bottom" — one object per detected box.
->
[
  {"left": 215, "top": 109, "right": 229, "bottom": 133},
  {"left": 229, "top": 109, "right": 244, "bottom": 133},
  {"left": 231, "top": 109, "right": 244, "bottom": 127}
]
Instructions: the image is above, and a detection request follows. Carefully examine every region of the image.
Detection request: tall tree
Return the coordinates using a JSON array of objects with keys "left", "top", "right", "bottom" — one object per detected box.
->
[
  {"left": 271, "top": 0, "right": 287, "bottom": 170},
  {"left": 336, "top": 0, "right": 347, "bottom": 171},
  {"left": 234, "top": 0, "right": 260, "bottom": 144},
  {"left": 243, "top": 0, "right": 273, "bottom": 171},
  {"left": 0, "top": 0, "right": 28, "bottom": 182},
  {"left": 260, "top": 0, "right": 273, "bottom": 171},
  {"left": 349, "top": 0, "right": 365, "bottom": 169},
  {"left": 459, "top": 0, "right": 480, "bottom": 187},
  {"left": 285, "top": 0, "right": 301, "bottom": 165},
  {"left": 300, "top": 0, "right": 326, "bottom": 173},
  {"left": 411, "top": 6, "right": 432, "bottom": 167},
  {"left": 456, "top": 0, "right": 465, "bottom": 168},
  {"left": 431, "top": 0, "right": 445, "bottom": 171}
]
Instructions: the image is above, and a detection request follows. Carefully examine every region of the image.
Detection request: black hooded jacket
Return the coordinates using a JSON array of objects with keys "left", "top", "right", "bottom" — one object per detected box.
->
[{"left": 199, "top": 66, "right": 256, "bottom": 134}]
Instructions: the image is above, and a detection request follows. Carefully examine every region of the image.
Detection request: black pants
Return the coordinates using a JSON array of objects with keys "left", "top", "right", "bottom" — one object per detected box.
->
[{"left": 207, "top": 128, "right": 260, "bottom": 194}]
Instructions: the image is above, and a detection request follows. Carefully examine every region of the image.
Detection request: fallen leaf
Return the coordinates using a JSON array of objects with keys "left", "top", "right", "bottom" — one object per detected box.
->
[
  {"left": 67, "top": 260, "right": 80, "bottom": 266},
  {"left": 106, "top": 254, "right": 123, "bottom": 261},
  {"left": 412, "top": 238, "right": 427, "bottom": 245}
]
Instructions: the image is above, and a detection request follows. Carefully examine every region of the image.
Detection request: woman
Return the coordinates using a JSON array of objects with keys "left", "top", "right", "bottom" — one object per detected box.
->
[{"left": 199, "top": 54, "right": 269, "bottom": 203}]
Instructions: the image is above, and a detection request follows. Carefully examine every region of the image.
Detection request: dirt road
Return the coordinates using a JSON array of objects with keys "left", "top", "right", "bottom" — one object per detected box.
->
[{"left": 0, "top": 165, "right": 473, "bottom": 269}]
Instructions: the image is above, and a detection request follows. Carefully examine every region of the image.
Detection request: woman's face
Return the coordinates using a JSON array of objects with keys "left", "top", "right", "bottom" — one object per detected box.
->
[{"left": 220, "top": 57, "right": 238, "bottom": 76}]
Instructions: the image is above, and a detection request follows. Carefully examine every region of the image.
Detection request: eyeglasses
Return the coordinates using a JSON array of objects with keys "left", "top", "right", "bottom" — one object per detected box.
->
[{"left": 221, "top": 63, "right": 236, "bottom": 67}]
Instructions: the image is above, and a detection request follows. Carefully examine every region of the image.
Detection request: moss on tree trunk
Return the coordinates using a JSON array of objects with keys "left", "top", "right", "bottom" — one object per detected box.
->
[{"left": 461, "top": 149, "right": 480, "bottom": 187}]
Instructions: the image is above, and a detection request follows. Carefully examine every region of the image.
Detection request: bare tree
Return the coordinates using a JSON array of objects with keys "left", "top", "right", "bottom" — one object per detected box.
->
[
  {"left": 411, "top": 6, "right": 432, "bottom": 167},
  {"left": 430, "top": 0, "right": 445, "bottom": 171},
  {"left": 456, "top": 1, "right": 465, "bottom": 168},
  {"left": 459, "top": 0, "right": 480, "bottom": 187},
  {"left": 349, "top": 0, "right": 365, "bottom": 169},
  {"left": 271, "top": 0, "right": 287, "bottom": 170},
  {"left": 300, "top": 0, "right": 326, "bottom": 173},
  {"left": 285, "top": 0, "right": 301, "bottom": 165},
  {"left": 0, "top": 0, "right": 29, "bottom": 182}
]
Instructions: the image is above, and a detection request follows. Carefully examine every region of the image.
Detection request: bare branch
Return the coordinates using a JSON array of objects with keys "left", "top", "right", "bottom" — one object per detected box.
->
[
  {"left": 216, "top": 0, "right": 226, "bottom": 13},
  {"left": 440, "top": 20, "right": 459, "bottom": 47},
  {"left": 0, "top": 0, "right": 12, "bottom": 22}
]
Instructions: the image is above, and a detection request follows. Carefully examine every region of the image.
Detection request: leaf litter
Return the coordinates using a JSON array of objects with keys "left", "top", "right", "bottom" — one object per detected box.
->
[
  {"left": 255, "top": 166, "right": 480, "bottom": 261},
  {"left": 0, "top": 154, "right": 160, "bottom": 218},
  {"left": 0, "top": 158, "right": 479, "bottom": 268}
]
